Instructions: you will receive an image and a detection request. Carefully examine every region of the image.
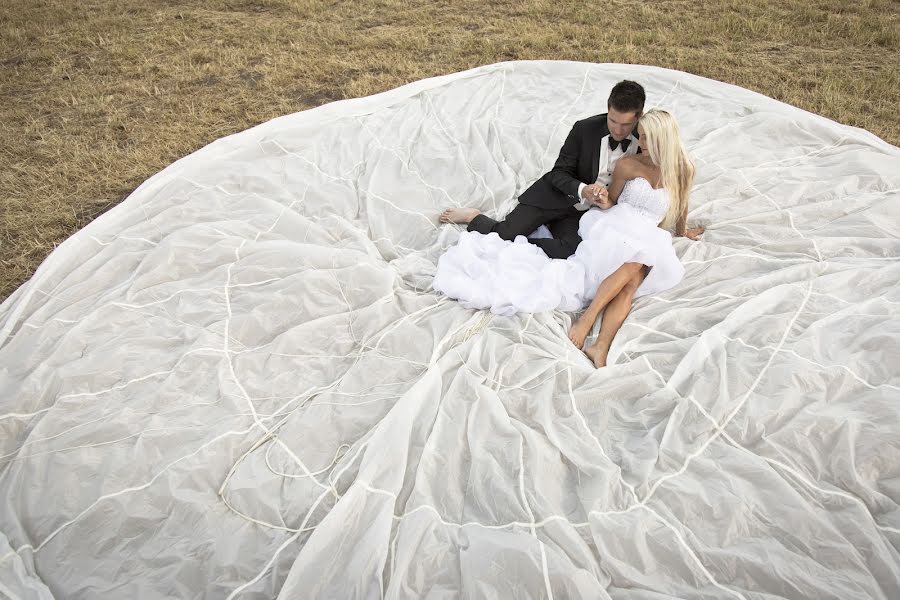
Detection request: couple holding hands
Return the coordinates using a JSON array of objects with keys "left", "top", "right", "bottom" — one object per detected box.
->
[{"left": 434, "top": 81, "right": 704, "bottom": 368}]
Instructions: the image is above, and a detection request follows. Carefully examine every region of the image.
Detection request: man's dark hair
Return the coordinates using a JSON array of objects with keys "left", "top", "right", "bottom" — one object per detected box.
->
[{"left": 608, "top": 80, "right": 645, "bottom": 115}]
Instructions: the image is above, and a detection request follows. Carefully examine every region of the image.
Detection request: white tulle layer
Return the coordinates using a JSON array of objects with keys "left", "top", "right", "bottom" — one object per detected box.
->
[{"left": 433, "top": 203, "right": 685, "bottom": 316}]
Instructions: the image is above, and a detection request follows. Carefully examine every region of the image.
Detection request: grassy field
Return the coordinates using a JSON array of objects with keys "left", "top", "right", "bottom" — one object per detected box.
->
[{"left": 1, "top": 0, "right": 898, "bottom": 302}]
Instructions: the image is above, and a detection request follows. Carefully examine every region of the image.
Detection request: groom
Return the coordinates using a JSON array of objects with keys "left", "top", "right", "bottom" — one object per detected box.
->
[{"left": 440, "top": 80, "right": 646, "bottom": 259}]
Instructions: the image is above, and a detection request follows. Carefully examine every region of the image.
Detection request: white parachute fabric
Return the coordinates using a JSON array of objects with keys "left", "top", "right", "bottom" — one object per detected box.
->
[{"left": 1, "top": 61, "right": 899, "bottom": 599}]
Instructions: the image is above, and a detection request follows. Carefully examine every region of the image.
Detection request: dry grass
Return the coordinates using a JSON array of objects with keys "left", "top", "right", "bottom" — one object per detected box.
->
[{"left": 1, "top": 0, "right": 898, "bottom": 302}]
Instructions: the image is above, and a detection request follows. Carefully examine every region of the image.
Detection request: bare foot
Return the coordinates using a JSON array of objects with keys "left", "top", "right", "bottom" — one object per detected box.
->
[
  {"left": 568, "top": 317, "right": 592, "bottom": 349},
  {"left": 585, "top": 345, "right": 607, "bottom": 369},
  {"left": 440, "top": 207, "right": 481, "bottom": 224}
]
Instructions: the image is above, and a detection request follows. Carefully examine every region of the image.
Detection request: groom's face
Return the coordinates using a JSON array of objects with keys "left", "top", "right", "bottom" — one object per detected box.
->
[{"left": 607, "top": 107, "right": 640, "bottom": 141}]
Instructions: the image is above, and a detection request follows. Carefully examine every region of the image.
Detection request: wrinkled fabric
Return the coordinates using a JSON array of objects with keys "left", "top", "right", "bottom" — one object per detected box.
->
[{"left": 1, "top": 61, "right": 899, "bottom": 599}]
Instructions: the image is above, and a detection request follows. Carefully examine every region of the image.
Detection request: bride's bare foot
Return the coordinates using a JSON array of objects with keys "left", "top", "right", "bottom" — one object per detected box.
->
[
  {"left": 440, "top": 207, "right": 481, "bottom": 224},
  {"left": 568, "top": 317, "right": 592, "bottom": 349},
  {"left": 584, "top": 333, "right": 614, "bottom": 368},
  {"left": 585, "top": 345, "right": 607, "bottom": 369}
]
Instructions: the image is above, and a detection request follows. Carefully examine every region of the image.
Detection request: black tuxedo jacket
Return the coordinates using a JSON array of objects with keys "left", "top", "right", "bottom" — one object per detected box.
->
[{"left": 518, "top": 113, "right": 638, "bottom": 210}]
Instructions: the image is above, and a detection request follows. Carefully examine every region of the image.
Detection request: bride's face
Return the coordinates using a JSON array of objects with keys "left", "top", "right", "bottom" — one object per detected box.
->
[{"left": 637, "top": 125, "right": 647, "bottom": 151}]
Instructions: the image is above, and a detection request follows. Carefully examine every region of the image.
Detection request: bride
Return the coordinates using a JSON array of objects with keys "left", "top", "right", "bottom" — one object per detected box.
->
[{"left": 433, "top": 109, "right": 704, "bottom": 368}]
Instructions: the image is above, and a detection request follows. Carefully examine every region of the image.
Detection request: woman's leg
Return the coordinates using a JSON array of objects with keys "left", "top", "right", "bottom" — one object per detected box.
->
[
  {"left": 568, "top": 262, "right": 644, "bottom": 348},
  {"left": 585, "top": 266, "right": 648, "bottom": 368}
]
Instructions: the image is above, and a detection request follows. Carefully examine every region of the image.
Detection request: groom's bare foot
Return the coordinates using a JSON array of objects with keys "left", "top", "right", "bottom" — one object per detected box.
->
[
  {"left": 440, "top": 207, "right": 481, "bottom": 224},
  {"left": 585, "top": 345, "right": 607, "bottom": 369}
]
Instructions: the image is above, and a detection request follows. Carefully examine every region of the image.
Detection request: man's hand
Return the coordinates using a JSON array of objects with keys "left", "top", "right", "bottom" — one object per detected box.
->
[{"left": 581, "top": 184, "right": 609, "bottom": 207}]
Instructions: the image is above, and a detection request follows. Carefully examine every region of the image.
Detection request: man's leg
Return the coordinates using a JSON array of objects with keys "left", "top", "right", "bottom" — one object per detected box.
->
[
  {"left": 527, "top": 210, "right": 582, "bottom": 259},
  {"left": 468, "top": 203, "right": 548, "bottom": 241}
]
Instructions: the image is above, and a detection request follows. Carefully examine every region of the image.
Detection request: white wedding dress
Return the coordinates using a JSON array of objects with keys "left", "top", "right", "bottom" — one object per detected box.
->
[{"left": 433, "top": 177, "right": 685, "bottom": 316}]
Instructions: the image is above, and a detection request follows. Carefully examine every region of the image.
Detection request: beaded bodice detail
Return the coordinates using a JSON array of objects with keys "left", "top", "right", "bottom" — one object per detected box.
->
[{"left": 619, "top": 177, "right": 670, "bottom": 223}]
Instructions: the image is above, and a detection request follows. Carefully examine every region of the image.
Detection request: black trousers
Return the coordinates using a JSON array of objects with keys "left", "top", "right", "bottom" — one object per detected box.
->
[{"left": 468, "top": 203, "right": 582, "bottom": 259}]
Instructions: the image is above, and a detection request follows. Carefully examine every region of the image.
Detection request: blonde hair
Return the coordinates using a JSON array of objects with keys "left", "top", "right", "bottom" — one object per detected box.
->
[{"left": 639, "top": 109, "right": 695, "bottom": 230}]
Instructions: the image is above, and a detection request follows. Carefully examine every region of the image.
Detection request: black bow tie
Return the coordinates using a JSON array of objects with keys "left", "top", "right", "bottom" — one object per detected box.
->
[{"left": 609, "top": 137, "right": 631, "bottom": 152}]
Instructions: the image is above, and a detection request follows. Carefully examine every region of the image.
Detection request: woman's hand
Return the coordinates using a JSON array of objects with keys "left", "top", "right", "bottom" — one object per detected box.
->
[
  {"left": 583, "top": 184, "right": 611, "bottom": 207},
  {"left": 589, "top": 187, "right": 613, "bottom": 209},
  {"left": 685, "top": 226, "right": 705, "bottom": 241}
]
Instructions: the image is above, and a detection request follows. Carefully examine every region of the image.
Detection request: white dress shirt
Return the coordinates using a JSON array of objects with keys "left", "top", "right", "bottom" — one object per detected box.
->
[{"left": 575, "top": 133, "right": 639, "bottom": 211}]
